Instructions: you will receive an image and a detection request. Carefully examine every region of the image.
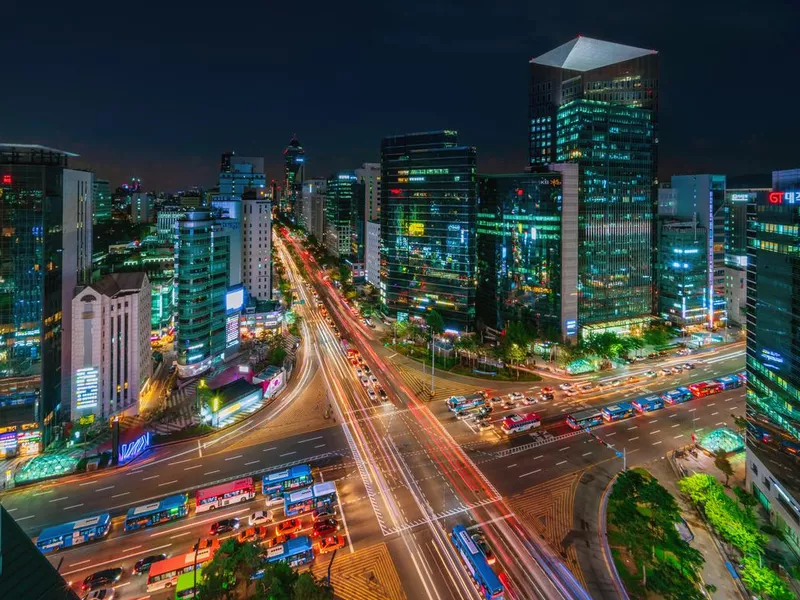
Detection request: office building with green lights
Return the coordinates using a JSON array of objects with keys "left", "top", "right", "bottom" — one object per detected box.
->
[
  {"left": 174, "top": 210, "right": 230, "bottom": 377},
  {"left": 476, "top": 165, "right": 579, "bottom": 341},
  {"left": 656, "top": 219, "right": 708, "bottom": 328},
  {"left": 745, "top": 168, "right": 800, "bottom": 554},
  {"left": 380, "top": 130, "right": 477, "bottom": 331},
  {"left": 325, "top": 172, "right": 364, "bottom": 260},
  {"left": 93, "top": 177, "right": 112, "bottom": 224},
  {"left": 530, "top": 36, "right": 658, "bottom": 337}
]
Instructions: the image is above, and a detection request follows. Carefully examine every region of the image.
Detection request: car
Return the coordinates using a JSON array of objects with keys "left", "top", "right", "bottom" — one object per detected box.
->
[
  {"left": 81, "top": 589, "right": 115, "bottom": 600},
  {"left": 359, "top": 376, "right": 369, "bottom": 387},
  {"left": 565, "top": 389, "right": 578, "bottom": 397},
  {"left": 363, "top": 364, "right": 371, "bottom": 374},
  {"left": 132, "top": 554, "right": 167, "bottom": 575},
  {"left": 349, "top": 358, "right": 358, "bottom": 367},
  {"left": 475, "top": 390, "right": 489, "bottom": 399},
  {"left": 501, "top": 400, "right": 515, "bottom": 410},
  {"left": 611, "top": 378, "right": 624, "bottom": 386},
  {"left": 523, "top": 396, "right": 538, "bottom": 405},
  {"left": 210, "top": 518, "right": 240, "bottom": 535},
  {"left": 509, "top": 392, "right": 524, "bottom": 401},
  {"left": 671, "top": 366, "right": 683, "bottom": 374},
  {"left": 193, "top": 538, "right": 220, "bottom": 552},
  {"left": 476, "top": 419, "right": 493, "bottom": 430},
  {"left": 355, "top": 368, "right": 363, "bottom": 377},
  {"left": 318, "top": 535, "right": 346, "bottom": 554},
  {"left": 683, "top": 362, "right": 695, "bottom": 370},
  {"left": 267, "top": 533, "right": 295, "bottom": 548},
  {"left": 644, "top": 371, "right": 657, "bottom": 378},
  {"left": 377, "top": 388, "right": 388, "bottom": 400},
  {"left": 577, "top": 383, "right": 594, "bottom": 392},
  {"left": 489, "top": 396, "right": 502, "bottom": 405},
  {"left": 237, "top": 526, "right": 265, "bottom": 543},
  {"left": 313, "top": 507, "right": 336, "bottom": 521},
  {"left": 471, "top": 531, "right": 496, "bottom": 565},
  {"left": 559, "top": 383, "right": 573, "bottom": 391},
  {"left": 541, "top": 387, "right": 555, "bottom": 394},
  {"left": 276, "top": 518, "right": 303, "bottom": 536},
  {"left": 249, "top": 510, "right": 273, "bottom": 526},
  {"left": 539, "top": 392, "right": 554, "bottom": 401},
  {"left": 367, "top": 388, "right": 377, "bottom": 400},
  {"left": 312, "top": 518, "right": 340, "bottom": 537},
  {"left": 81, "top": 568, "right": 123, "bottom": 591},
  {"left": 370, "top": 375, "right": 379, "bottom": 385}
]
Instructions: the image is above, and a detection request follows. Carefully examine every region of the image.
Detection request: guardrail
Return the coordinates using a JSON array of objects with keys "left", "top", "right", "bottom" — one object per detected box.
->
[{"left": 493, "top": 429, "right": 586, "bottom": 458}]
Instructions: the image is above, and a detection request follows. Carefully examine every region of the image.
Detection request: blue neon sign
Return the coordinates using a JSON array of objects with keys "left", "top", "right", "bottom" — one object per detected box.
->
[{"left": 119, "top": 431, "right": 151, "bottom": 464}]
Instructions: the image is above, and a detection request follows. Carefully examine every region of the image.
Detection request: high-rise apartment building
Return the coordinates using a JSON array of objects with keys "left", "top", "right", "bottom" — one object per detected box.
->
[
  {"left": 670, "top": 174, "right": 727, "bottom": 328},
  {"left": 219, "top": 154, "right": 266, "bottom": 195},
  {"left": 93, "top": 178, "right": 112, "bottom": 224},
  {"left": 656, "top": 219, "right": 708, "bottom": 328},
  {"left": 156, "top": 204, "right": 187, "bottom": 244},
  {"left": 356, "top": 163, "right": 381, "bottom": 222},
  {"left": 174, "top": 210, "right": 230, "bottom": 377},
  {"left": 242, "top": 190, "right": 272, "bottom": 300},
  {"left": 282, "top": 136, "right": 304, "bottom": 218},
  {"left": 745, "top": 168, "right": 800, "bottom": 554},
  {"left": 476, "top": 166, "right": 579, "bottom": 341},
  {"left": 302, "top": 178, "right": 327, "bottom": 242},
  {"left": 380, "top": 131, "right": 477, "bottom": 331},
  {"left": 0, "top": 144, "right": 92, "bottom": 438},
  {"left": 325, "top": 172, "right": 363, "bottom": 259},
  {"left": 365, "top": 221, "right": 381, "bottom": 289},
  {"left": 530, "top": 37, "right": 658, "bottom": 336},
  {"left": 71, "top": 273, "right": 152, "bottom": 420}
]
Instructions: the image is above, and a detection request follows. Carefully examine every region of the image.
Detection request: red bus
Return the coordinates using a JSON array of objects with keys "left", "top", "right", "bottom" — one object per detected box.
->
[
  {"left": 196, "top": 477, "right": 256, "bottom": 514},
  {"left": 501, "top": 413, "right": 541, "bottom": 435},
  {"left": 146, "top": 547, "right": 215, "bottom": 592},
  {"left": 688, "top": 381, "right": 722, "bottom": 398}
]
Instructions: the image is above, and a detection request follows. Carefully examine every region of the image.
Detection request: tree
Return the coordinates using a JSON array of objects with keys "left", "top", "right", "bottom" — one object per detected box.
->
[
  {"left": 740, "top": 557, "right": 795, "bottom": 600},
  {"left": 503, "top": 343, "right": 527, "bottom": 378},
  {"left": 714, "top": 449, "right": 734, "bottom": 487},
  {"left": 425, "top": 310, "right": 445, "bottom": 335},
  {"left": 734, "top": 487, "right": 758, "bottom": 520},
  {"left": 642, "top": 324, "right": 674, "bottom": 348}
]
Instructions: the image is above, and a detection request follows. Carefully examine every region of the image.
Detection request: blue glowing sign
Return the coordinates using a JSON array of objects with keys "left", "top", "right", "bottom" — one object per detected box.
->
[{"left": 118, "top": 431, "right": 151, "bottom": 464}]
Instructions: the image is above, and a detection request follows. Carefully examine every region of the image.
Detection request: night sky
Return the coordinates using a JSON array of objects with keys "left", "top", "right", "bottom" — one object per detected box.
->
[{"left": 4, "top": 1, "right": 797, "bottom": 191}]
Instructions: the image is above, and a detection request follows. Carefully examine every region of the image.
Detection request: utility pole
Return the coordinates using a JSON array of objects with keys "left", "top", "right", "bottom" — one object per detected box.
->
[
  {"left": 327, "top": 548, "right": 338, "bottom": 589},
  {"left": 193, "top": 537, "right": 201, "bottom": 591},
  {"left": 430, "top": 333, "right": 436, "bottom": 395}
]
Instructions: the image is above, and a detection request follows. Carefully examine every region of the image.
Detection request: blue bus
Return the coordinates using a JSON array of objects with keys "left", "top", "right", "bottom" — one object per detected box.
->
[
  {"left": 448, "top": 395, "right": 484, "bottom": 413},
  {"left": 601, "top": 402, "right": 635, "bottom": 422},
  {"left": 284, "top": 481, "right": 337, "bottom": 517},
  {"left": 451, "top": 525, "right": 504, "bottom": 600},
  {"left": 124, "top": 493, "right": 189, "bottom": 531},
  {"left": 262, "top": 464, "right": 313, "bottom": 500},
  {"left": 263, "top": 535, "right": 315, "bottom": 568},
  {"left": 453, "top": 399, "right": 486, "bottom": 419},
  {"left": 36, "top": 513, "right": 111, "bottom": 554},
  {"left": 661, "top": 387, "right": 693, "bottom": 405},
  {"left": 632, "top": 395, "right": 664, "bottom": 414},
  {"left": 715, "top": 375, "right": 743, "bottom": 390},
  {"left": 566, "top": 408, "right": 604, "bottom": 430}
]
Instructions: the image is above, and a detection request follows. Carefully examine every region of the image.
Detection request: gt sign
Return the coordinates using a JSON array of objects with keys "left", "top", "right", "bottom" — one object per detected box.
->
[{"left": 768, "top": 191, "right": 800, "bottom": 204}]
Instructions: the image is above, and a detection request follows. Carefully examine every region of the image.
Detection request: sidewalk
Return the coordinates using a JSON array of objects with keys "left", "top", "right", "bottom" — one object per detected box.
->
[{"left": 649, "top": 456, "right": 745, "bottom": 600}]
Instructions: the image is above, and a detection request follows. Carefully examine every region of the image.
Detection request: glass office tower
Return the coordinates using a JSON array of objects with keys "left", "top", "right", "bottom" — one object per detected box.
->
[
  {"left": 282, "top": 136, "right": 305, "bottom": 219},
  {"left": 530, "top": 36, "right": 658, "bottom": 335},
  {"left": 476, "top": 167, "right": 579, "bottom": 340},
  {"left": 745, "top": 168, "right": 800, "bottom": 554},
  {"left": 380, "top": 131, "right": 477, "bottom": 331},
  {"left": 0, "top": 144, "right": 92, "bottom": 440},
  {"left": 555, "top": 99, "right": 655, "bottom": 329},
  {"left": 325, "top": 172, "right": 363, "bottom": 260},
  {"left": 657, "top": 219, "right": 708, "bottom": 328},
  {"left": 174, "top": 210, "right": 230, "bottom": 378}
]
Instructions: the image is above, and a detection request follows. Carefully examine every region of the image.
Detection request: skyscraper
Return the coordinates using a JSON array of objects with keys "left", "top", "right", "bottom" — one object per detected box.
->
[
  {"left": 302, "top": 178, "right": 327, "bottom": 242},
  {"left": 174, "top": 210, "right": 230, "bottom": 377},
  {"left": 242, "top": 189, "right": 272, "bottom": 301},
  {"left": 93, "top": 178, "right": 112, "bottom": 224},
  {"left": 0, "top": 144, "right": 93, "bottom": 439},
  {"left": 656, "top": 219, "right": 708, "bottom": 328},
  {"left": 380, "top": 131, "right": 477, "bottom": 331},
  {"left": 745, "top": 169, "right": 800, "bottom": 554},
  {"left": 282, "top": 136, "right": 305, "bottom": 219},
  {"left": 670, "top": 174, "right": 728, "bottom": 328},
  {"left": 356, "top": 162, "right": 381, "bottom": 222},
  {"left": 530, "top": 37, "right": 659, "bottom": 335},
  {"left": 325, "top": 172, "right": 362, "bottom": 259}
]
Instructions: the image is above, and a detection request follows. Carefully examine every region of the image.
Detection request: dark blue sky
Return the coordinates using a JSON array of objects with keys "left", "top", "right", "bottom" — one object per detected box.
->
[{"left": 3, "top": 0, "right": 796, "bottom": 191}]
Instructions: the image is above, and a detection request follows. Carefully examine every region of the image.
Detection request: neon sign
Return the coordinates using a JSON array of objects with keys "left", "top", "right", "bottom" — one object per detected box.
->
[
  {"left": 118, "top": 431, "right": 151, "bottom": 464},
  {"left": 768, "top": 191, "right": 800, "bottom": 205}
]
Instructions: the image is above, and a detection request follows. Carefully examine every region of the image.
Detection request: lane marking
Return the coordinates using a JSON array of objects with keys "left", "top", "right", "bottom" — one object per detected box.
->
[
  {"left": 672, "top": 424, "right": 680, "bottom": 428},
  {"left": 533, "top": 455, "right": 544, "bottom": 460},
  {"left": 674, "top": 434, "right": 685, "bottom": 439},
  {"left": 280, "top": 452, "right": 296, "bottom": 457},
  {"left": 96, "top": 486, "right": 115, "bottom": 492},
  {"left": 168, "top": 459, "right": 192, "bottom": 466},
  {"left": 204, "top": 470, "right": 220, "bottom": 475},
  {"left": 245, "top": 460, "right": 259, "bottom": 466},
  {"left": 315, "top": 444, "right": 326, "bottom": 449},
  {"left": 142, "top": 475, "right": 159, "bottom": 481},
  {"left": 49, "top": 497, "right": 68, "bottom": 503},
  {"left": 519, "top": 469, "right": 542, "bottom": 478},
  {"left": 79, "top": 481, "right": 99, "bottom": 487},
  {"left": 297, "top": 436, "right": 324, "bottom": 444},
  {"left": 263, "top": 447, "right": 277, "bottom": 452},
  {"left": 63, "top": 503, "right": 84, "bottom": 510},
  {"left": 627, "top": 426, "right": 638, "bottom": 430},
  {"left": 669, "top": 414, "right": 678, "bottom": 418},
  {"left": 556, "top": 460, "right": 567, "bottom": 466},
  {"left": 629, "top": 436, "right": 639, "bottom": 441},
  {"left": 711, "top": 412, "right": 719, "bottom": 416},
  {"left": 648, "top": 419, "right": 658, "bottom": 424},
  {"left": 559, "top": 446, "right": 570, "bottom": 452},
  {"left": 224, "top": 455, "right": 243, "bottom": 461},
  {"left": 69, "top": 559, "right": 91, "bottom": 567},
  {"left": 158, "top": 480, "right": 178, "bottom": 487},
  {"left": 650, "top": 430, "right": 661, "bottom": 435},
  {"left": 506, "top": 464, "right": 518, "bottom": 469},
  {"left": 122, "top": 545, "right": 142, "bottom": 552},
  {"left": 606, "top": 432, "right": 617, "bottom": 437},
  {"left": 184, "top": 464, "right": 202, "bottom": 471},
  {"left": 15, "top": 515, "right": 35, "bottom": 521},
  {"left": 112, "top": 492, "right": 130, "bottom": 498},
  {"left": 652, "top": 441, "right": 662, "bottom": 446}
]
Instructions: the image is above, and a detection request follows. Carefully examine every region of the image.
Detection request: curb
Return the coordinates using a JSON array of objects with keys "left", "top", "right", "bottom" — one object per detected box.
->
[{"left": 599, "top": 474, "right": 632, "bottom": 600}]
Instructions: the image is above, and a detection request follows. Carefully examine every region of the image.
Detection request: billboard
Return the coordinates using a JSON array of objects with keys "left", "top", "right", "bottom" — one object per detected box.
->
[
  {"left": 226, "top": 287, "right": 244, "bottom": 312},
  {"left": 75, "top": 367, "right": 99, "bottom": 410}
]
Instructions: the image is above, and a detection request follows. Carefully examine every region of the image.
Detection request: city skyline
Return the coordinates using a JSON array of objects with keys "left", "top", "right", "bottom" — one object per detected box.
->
[{"left": 3, "top": 1, "right": 798, "bottom": 191}]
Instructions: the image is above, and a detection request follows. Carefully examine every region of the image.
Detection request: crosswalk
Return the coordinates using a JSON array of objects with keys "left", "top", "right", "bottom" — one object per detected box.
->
[
  {"left": 310, "top": 542, "right": 406, "bottom": 600},
  {"left": 393, "top": 364, "right": 476, "bottom": 402}
]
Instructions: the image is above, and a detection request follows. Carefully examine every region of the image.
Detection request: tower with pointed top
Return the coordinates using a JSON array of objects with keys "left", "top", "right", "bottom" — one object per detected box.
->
[{"left": 282, "top": 135, "right": 305, "bottom": 220}]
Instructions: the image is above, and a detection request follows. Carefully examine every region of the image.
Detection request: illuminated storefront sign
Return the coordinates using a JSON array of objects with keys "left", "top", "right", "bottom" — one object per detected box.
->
[
  {"left": 75, "top": 367, "right": 99, "bottom": 409},
  {"left": 0, "top": 426, "right": 17, "bottom": 455},
  {"left": 761, "top": 348, "right": 784, "bottom": 368},
  {"left": 118, "top": 431, "right": 152, "bottom": 464},
  {"left": 17, "top": 424, "right": 41, "bottom": 455},
  {"left": 226, "top": 287, "right": 244, "bottom": 312},
  {"left": 768, "top": 191, "right": 800, "bottom": 205},
  {"left": 226, "top": 314, "right": 239, "bottom": 349}
]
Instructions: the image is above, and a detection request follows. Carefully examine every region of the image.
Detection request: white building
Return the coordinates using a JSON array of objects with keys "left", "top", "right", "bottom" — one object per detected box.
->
[
  {"left": 365, "top": 220, "right": 381, "bottom": 288},
  {"left": 302, "top": 178, "right": 327, "bottom": 242},
  {"left": 242, "top": 190, "right": 272, "bottom": 300},
  {"left": 356, "top": 163, "right": 381, "bottom": 221},
  {"left": 71, "top": 273, "right": 152, "bottom": 420}
]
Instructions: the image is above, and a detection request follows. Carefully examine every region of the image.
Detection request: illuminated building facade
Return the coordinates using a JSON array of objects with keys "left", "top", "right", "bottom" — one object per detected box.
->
[
  {"left": 724, "top": 184, "right": 765, "bottom": 326},
  {"left": 242, "top": 190, "right": 272, "bottom": 300},
  {"left": 356, "top": 162, "right": 381, "bottom": 221},
  {"left": 302, "top": 178, "right": 326, "bottom": 241},
  {"left": 745, "top": 168, "right": 800, "bottom": 554},
  {"left": 282, "top": 136, "right": 305, "bottom": 218},
  {"left": 93, "top": 178, "right": 112, "bottom": 224},
  {"left": 325, "top": 172, "right": 363, "bottom": 259},
  {"left": 671, "top": 174, "right": 727, "bottom": 328},
  {"left": 71, "top": 273, "right": 152, "bottom": 419},
  {"left": 174, "top": 210, "right": 230, "bottom": 377},
  {"left": 380, "top": 131, "right": 477, "bottom": 331},
  {"left": 656, "top": 219, "right": 708, "bottom": 328},
  {"left": 476, "top": 167, "right": 578, "bottom": 341},
  {"left": 0, "top": 144, "right": 92, "bottom": 440},
  {"left": 530, "top": 37, "right": 659, "bottom": 335}
]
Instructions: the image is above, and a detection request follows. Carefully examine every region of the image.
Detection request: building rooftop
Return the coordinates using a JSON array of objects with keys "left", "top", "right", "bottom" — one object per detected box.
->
[
  {"left": 0, "top": 143, "right": 79, "bottom": 157},
  {"left": 87, "top": 272, "right": 149, "bottom": 298},
  {"left": 211, "top": 378, "right": 261, "bottom": 405},
  {"left": 531, "top": 36, "right": 656, "bottom": 72},
  {"left": 0, "top": 505, "right": 80, "bottom": 599}
]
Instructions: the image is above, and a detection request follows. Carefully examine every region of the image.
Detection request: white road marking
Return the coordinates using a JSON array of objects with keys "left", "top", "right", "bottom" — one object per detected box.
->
[
  {"left": 629, "top": 436, "right": 639, "bottom": 441},
  {"left": 582, "top": 452, "right": 593, "bottom": 457},
  {"left": 168, "top": 458, "right": 192, "bottom": 466},
  {"left": 556, "top": 460, "right": 567, "bottom": 466},
  {"left": 606, "top": 432, "right": 617, "bottom": 437},
  {"left": 15, "top": 515, "right": 35, "bottom": 521},
  {"left": 651, "top": 430, "right": 661, "bottom": 435},
  {"left": 652, "top": 441, "right": 662, "bottom": 446},
  {"left": 669, "top": 413, "right": 678, "bottom": 418},
  {"left": 672, "top": 424, "right": 680, "bottom": 428},
  {"left": 711, "top": 412, "right": 719, "bottom": 416},
  {"left": 280, "top": 452, "right": 297, "bottom": 457},
  {"left": 224, "top": 455, "right": 243, "bottom": 461},
  {"left": 533, "top": 455, "right": 544, "bottom": 460},
  {"left": 96, "top": 486, "right": 115, "bottom": 492},
  {"left": 184, "top": 464, "right": 202, "bottom": 471},
  {"left": 297, "top": 436, "right": 324, "bottom": 444},
  {"left": 263, "top": 447, "right": 277, "bottom": 452},
  {"left": 674, "top": 434, "right": 685, "bottom": 439},
  {"left": 49, "top": 497, "right": 68, "bottom": 503},
  {"left": 559, "top": 446, "right": 570, "bottom": 452},
  {"left": 112, "top": 492, "right": 130, "bottom": 498},
  {"left": 519, "top": 469, "right": 542, "bottom": 478},
  {"left": 506, "top": 464, "right": 518, "bottom": 469},
  {"left": 64, "top": 503, "right": 84, "bottom": 510},
  {"left": 627, "top": 426, "right": 638, "bottom": 430},
  {"left": 69, "top": 559, "right": 91, "bottom": 567},
  {"left": 204, "top": 470, "right": 220, "bottom": 475},
  {"left": 142, "top": 475, "right": 159, "bottom": 481},
  {"left": 158, "top": 480, "right": 178, "bottom": 487},
  {"left": 245, "top": 460, "right": 259, "bottom": 466}
]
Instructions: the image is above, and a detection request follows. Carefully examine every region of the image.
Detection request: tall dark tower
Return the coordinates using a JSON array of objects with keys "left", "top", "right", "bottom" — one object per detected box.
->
[
  {"left": 282, "top": 136, "right": 305, "bottom": 220},
  {"left": 529, "top": 36, "right": 659, "bottom": 335},
  {"left": 220, "top": 151, "right": 234, "bottom": 174}
]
